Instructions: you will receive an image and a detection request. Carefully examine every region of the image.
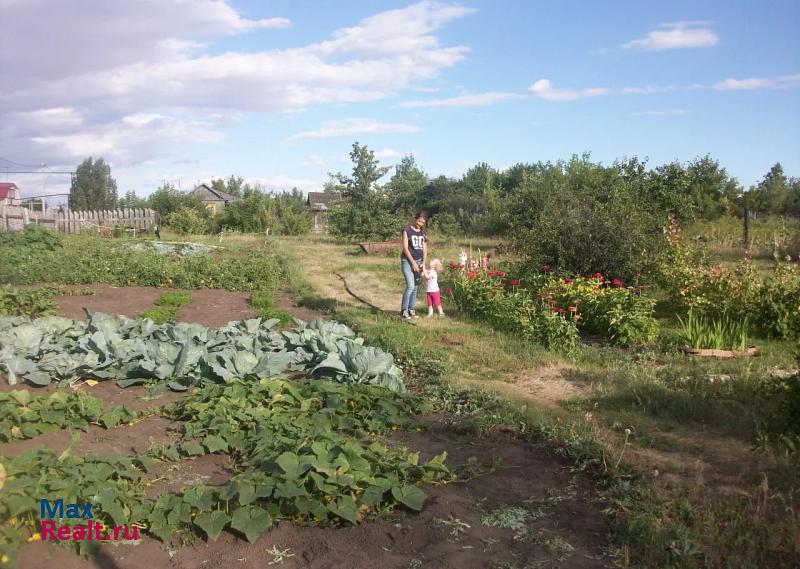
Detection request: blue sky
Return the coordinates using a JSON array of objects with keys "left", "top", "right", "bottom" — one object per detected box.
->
[{"left": 1, "top": 0, "right": 798, "bottom": 200}]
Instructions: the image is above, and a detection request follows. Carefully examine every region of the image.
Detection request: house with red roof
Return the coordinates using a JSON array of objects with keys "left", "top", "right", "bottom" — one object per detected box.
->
[{"left": 0, "top": 183, "right": 21, "bottom": 205}]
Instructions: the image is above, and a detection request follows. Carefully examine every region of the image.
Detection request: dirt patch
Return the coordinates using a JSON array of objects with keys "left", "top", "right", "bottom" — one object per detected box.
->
[
  {"left": 16, "top": 419, "right": 611, "bottom": 569},
  {"left": 144, "top": 453, "right": 233, "bottom": 499},
  {"left": 0, "top": 416, "right": 178, "bottom": 458},
  {"left": 174, "top": 289, "right": 256, "bottom": 328},
  {"left": 504, "top": 364, "right": 583, "bottom": 407},
  {"left": 52, "top": 285, "right": 261, "bottom": 329},
  {"left": 53, "top": 285, "right": 162, "bottom": 320}
]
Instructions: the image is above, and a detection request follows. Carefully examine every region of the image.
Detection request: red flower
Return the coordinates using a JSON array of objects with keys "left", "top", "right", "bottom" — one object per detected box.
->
[
  {"left": 496, "top": 271, "right": 505, "bottom": 278},
  {"left": 612, "top": 279, "right": 622, "bottom": 286},
  {"left": 593, "top": 272, "right": 603, "bottom": 279},
  {"left": 564, "top": 278, "right": 572, "bottom": 285},
  {"left": 510, "top": 278, "right": 520, "bottom": 286},
  {"left": 467, "top": 271, "right": 478, "bottom": 279},
  {"left": 542, "top": 265, "right": 551, "bottom": 271},
  {"left": 487, "top": 270, "right": 496, "bottom": 277},
  {"left": 486, "top": 252, "right": 491, "bottom": 259},
  {"left": 568, "top": 306, "right": 577, "bottom": 312},
  {"left": 449, "top": 260, "right": 456, "bottom": 268},
  {"left": 556, "top": 308, "right": 566, "bottom": 314},
  {"left": 444, "top": 287, "right": 453, "bottom": 294}
]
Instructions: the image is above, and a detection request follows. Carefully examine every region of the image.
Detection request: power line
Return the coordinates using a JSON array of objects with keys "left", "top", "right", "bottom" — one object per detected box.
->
[{"left": 0, "top": 156, "right": 45, "bottom": 169}]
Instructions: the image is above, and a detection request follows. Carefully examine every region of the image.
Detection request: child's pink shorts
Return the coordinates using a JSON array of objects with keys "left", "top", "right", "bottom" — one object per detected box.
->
[{"left": 426, "top": 291, "right": 441, "bottom": 307}]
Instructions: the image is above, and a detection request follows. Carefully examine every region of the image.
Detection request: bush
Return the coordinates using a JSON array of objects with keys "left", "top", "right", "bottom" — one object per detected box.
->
[
  {"left": 540, "top": 274, "right": 658, "bottom": 347},
  {"left": 0, "top": 224, "right": 63, "bottom": 250},
  {"left": 445, "top": 265, "right": 579, "bottom": 353},
  {"left": 0, "top": 285, "right": 60, "bottom": 318},
  {"left": 659, "top": 252, "right": 800, "bottom": 340},
  {"left": 504, "top": 156, "right": 671, "bottom": 282},
  {"left": 165, "top": 206, "right": 210, "bottom": 235}
]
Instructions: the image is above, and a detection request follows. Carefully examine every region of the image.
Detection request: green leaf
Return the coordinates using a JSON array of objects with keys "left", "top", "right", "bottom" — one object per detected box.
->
[
  {"left": 361, "top": 485, "right": 386, "bottom": 506},
  {"left": 230, "top": 506, "right": 272, "bottom": 543},
  {"left": 326, "top": 496, "right": 358, "bottom": 524},
  {"left": 182, "top": 485, "right": 214, "bottom": 510},
  {"left": 194, "top": 510, "right": 230, "bottom": 541},
  {"left": 203, "top": 434, "right": 229, "bottom": 454},
  {"left": 180, "top": 440, "right": 205, "bottom": 457},
  {"left": 391, "top": 484, "right": 426, "bottom": 511},
  {"left": 99, "top": 405, "right": 128, "bottom": 428}
]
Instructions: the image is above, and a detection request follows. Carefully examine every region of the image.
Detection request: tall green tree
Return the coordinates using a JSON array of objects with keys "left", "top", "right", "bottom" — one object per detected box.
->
[
  {"left": 211, "top": 175, "right": 246, "bottom": 198},
  {"left": 68, "top": 157, "right": 118, "bottom": 210},
  {"left": 146, "top": 183, "right": 207, "bottom": 218},
  {"left": 386, "top": 154, "right": 427, "bottom": 214},
  {"left": 752, "top": 163, "right": 789, "bottom": 215},
  {"left": 327, "top": 142, "right": 399, "bottom": 240},
  {"left": 118, "top": 190, "right": 148, "bottom": 209}
]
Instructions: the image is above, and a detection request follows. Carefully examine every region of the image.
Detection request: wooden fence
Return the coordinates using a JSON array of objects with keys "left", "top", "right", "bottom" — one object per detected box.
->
[{"left": 0, "top": 205, "right": 158, "bottom": 235}]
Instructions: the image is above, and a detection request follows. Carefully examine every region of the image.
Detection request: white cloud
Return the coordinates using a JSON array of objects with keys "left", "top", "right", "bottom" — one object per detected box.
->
[
  {"left": 27, "top": 112, "right": 223, "bottom": 166},
  {"left": 529, "top": 79, "right": 609, "bottom": 101},
  {"left": 1, "top": 1, "right": 471, "bottom": 166},
  {"left": 246, "top": 175, "right": 322, "bottom": 194},
  {"left": 714, "top": 74, "right": 800, "bottom": 90},
  {"left": 373, "top": 149, "right": 407, "bottom": 159},
  {"left": 286, "top": 119, "right": 420, "bottom": 142},
  {"left": 623, "top": 22, "right": 718, "bottom": 51},
  {"left": 401, "top": 91, "right": 525, "bottom": 108},
  {"left": 301, "top": 154, "right": 326, "bottom": 167},
  {"left": 632, "top": 109, "right": 688, "bottom": 116}
]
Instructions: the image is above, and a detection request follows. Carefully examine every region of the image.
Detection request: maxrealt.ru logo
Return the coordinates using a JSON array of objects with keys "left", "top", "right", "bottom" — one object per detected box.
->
[{"left": 38, "top": 499, "right": 139, "bottom": 541}]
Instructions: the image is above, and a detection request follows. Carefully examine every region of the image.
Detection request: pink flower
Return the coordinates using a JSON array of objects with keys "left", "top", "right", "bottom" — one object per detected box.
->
[
  {"left": 444, "top": 287, "right": 453, "bottom": 294},
  {"left": 467, "top": 271, "right": 478, "bottom": 279},
  {"left": 510, "top": 278, "right": 520, "bottom": 286},
  {"left": 612, "top": 279, "right": 622, "bottom": 286},
  {"left": 568, "top": 306, "right": 578, "bottom": 312},
  {"left": 542, "top": 265, "right": 551, "bottom": 272}
]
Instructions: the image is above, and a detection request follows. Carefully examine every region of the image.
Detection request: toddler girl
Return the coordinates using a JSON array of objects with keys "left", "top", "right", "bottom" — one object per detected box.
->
[{"left": 423, "top": 259, "right": 445, "bottom": 317}]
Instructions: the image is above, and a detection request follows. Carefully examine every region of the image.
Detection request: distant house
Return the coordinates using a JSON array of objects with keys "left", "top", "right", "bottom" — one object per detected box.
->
[
  {"left": 190, "top": 183, "right": 239, "bottom": 215},
  {"left": 0, "top": 182, "right": 21, "bottom": 206},
  {"left": 306, "top": 191, "right": 342, "bottom": 233}
]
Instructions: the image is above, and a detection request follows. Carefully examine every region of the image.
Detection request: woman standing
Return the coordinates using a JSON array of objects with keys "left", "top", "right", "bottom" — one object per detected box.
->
[{"left": 400, "top": 211, "right": 427, "bottom": 320}]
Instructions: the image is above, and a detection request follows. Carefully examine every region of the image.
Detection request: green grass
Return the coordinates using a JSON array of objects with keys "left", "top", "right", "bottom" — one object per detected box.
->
[
  {"left": 248, "top": 291, "right": 293, "bottom": 325},
  {"left": 138, "top": 291, "right": 192, "bottom": 323}
]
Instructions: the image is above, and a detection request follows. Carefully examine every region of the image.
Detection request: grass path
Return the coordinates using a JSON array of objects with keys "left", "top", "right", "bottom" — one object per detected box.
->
[{"left": 277, "top": 235, "right": 800, "bottom": 568}]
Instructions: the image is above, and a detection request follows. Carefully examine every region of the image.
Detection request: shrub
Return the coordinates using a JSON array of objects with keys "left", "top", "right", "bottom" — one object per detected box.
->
[
  {"left": 660, "top": 255, "right": 800, "bottom": 340},
  {"left": 0, "top": 285, "right": 60, "bottom": 318},
  {"left": 540, "top": 274, "right": 658, "bottom": 347},
  {"left": 446, "top": 264, "right": 579, "bottom": 353},
  {"left": 165, "top": 206, "right": 210, "bottom": 235},
  {"left": 504, "top": 156, "right": 671, "bottom": 281},
  {"left": 0, "top": 224, "right": 63, "bottom": 250}
]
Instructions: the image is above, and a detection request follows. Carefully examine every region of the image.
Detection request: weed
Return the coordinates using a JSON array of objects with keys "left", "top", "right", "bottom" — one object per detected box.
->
[
  {"left": 249, "top": 291, "right": 293, "bottom": 325},
  {"left": 266, "top": 546, "right": 295, "bottom": 565}
]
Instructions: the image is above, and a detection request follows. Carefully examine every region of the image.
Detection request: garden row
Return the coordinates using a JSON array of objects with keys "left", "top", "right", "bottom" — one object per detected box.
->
[
  {"left": 0, "top": 312, "right": 452, "bottom": 562},
  {"left": 0, "top": 314, "right": 405, "bottom": 392},
  {"left": 0, "top": 225, "right": 281, "bottom": 291},
  {"left": 0, "top": 378, "right": 450, "bottom": 562}
]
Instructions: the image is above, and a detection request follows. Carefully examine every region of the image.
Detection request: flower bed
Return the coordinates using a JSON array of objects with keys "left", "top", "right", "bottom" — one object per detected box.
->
[{"left": 444, "top": 260, "right": 658, "bottom": 349}]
